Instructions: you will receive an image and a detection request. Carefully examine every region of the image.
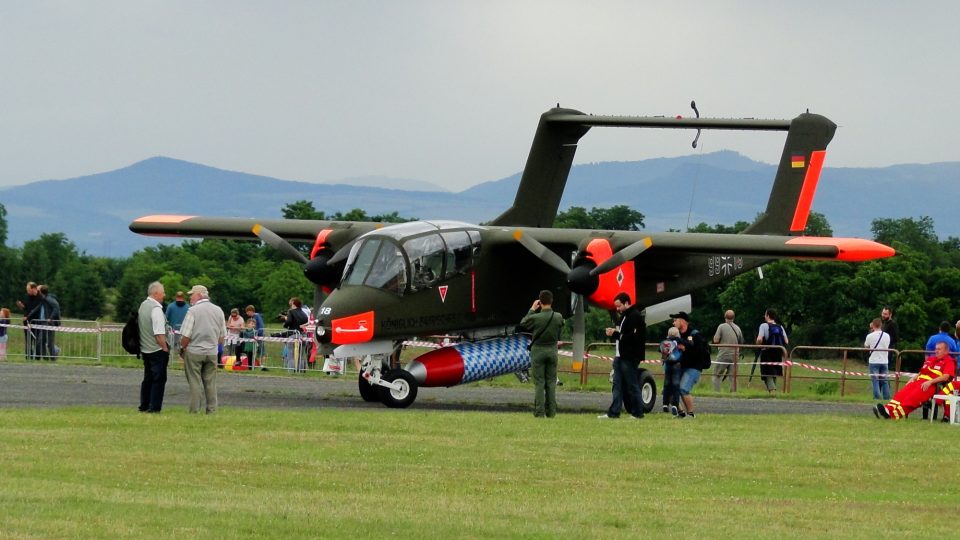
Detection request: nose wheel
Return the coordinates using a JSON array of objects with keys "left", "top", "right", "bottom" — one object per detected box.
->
[{"left": 378, "top": 369, "right": 418, "bottom": 408}]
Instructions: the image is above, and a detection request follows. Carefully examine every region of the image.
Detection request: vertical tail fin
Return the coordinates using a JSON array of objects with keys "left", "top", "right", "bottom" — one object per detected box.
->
[
  {"left": 744, "top": 113, "right": 837, "bottom": 235},
  {"left": 489, "top": 108, "right": 591, "bottom": 227}
]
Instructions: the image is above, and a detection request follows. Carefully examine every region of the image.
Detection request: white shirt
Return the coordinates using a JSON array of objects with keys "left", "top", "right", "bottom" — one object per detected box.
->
[
  {"left": 864, "top": 329, "right": 890, "bottom": 364},
  {"left": 180, "top": 299, "right": 227, "bottom": 355}
]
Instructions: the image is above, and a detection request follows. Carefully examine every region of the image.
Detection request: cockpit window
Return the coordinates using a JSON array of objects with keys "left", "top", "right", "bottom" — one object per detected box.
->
[
  {"left": 342, "top": 239, "right": 379, "bottom": 286},
  {"left": 440, "top": 231, "right": 473, "bottom": 277},
  {"left": 365, "top": 241, "right": 406, "bottom": 294},
  {"left": 341, "top": 223, "right": 483, "bottom": 295},
  {"left": 342, "top": 238, "right": 407, "bottom": 294},
  {"left": 404, "top": 234, "right": 445, "bottom": 291}
]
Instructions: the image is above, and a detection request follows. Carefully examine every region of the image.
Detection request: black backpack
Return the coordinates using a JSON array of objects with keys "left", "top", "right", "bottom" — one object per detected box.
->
[
  {"left": 690, "top": 329, "right": 712, "bottom": 370},
  {"left": 121, "top": 311, "right": 141, "bottom": 358}
]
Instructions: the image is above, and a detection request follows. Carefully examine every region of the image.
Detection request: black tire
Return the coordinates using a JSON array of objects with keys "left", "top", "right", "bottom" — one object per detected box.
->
[
  {"left": 637, "top": 368, "right": 657, "bottom": 413},
  {"left": 358, "top": 372, "right": 380, "bottom": 402},
  {"left": 378, "top": 370, "right": 418, "bottom": 409}
]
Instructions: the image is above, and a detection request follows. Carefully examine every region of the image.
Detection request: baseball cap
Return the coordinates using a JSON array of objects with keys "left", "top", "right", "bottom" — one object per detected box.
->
[{"left": 669, "top": 311, "right": 690, "bottom": 321}]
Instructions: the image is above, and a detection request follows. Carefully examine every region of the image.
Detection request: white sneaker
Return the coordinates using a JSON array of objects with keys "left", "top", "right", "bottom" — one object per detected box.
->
[
  {"left": 597, "top": 414, "right": 616, "bottom": 419},
  {"left": 670, "top": 406, "right": 679, "bottom": 417}
]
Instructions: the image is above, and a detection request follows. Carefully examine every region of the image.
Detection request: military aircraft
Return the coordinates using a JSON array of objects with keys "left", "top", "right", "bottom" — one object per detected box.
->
[{"left": 130, "top": 105, "right": 895, "bottom": 409}]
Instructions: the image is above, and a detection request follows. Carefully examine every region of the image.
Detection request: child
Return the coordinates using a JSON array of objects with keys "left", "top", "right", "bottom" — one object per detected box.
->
[
  {"left": 241, "top": 318, "right": 257, "bottom": 368},
  {"left": 0, "top": 307, "right": 10, "bottom": 360},
  {"left": 660, "top": 326, "right": 682, "bottom": 416}
]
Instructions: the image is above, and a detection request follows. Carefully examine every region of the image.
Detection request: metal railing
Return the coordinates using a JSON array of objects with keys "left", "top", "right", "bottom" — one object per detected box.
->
[{"left": 0, "top": 320, "right": 942, "bottom": 397}]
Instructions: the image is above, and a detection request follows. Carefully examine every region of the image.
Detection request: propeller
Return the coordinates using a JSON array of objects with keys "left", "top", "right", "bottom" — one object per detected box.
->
[
  {"left": 512, "top": 230, "right": 571, "bottom": 274},
  {"left": 513, "top": 230, "right": 585, "bottom": 367},
  {"left": 252, "top": 224, "right": 308, "bottom": 265},
  {"left": 589, "top": 237, "right": 652, "bottom": 277},
  {"left": 252, "top": 223, "right": 343, "bottom": 314}
]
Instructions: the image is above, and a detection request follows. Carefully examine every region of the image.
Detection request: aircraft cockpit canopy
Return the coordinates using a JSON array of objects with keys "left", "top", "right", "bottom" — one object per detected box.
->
[{"left": 341, "top": 221, "right": 482, "bottom": 295}]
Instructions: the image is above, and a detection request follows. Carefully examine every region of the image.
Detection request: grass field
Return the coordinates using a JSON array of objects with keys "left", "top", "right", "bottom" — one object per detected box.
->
[{"left": 2, "top": 407, "right": 958, "bottom": 538}]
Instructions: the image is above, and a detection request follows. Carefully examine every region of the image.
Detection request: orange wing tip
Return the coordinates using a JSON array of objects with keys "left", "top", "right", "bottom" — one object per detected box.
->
[
  {"left": 251, "top": 224, "right": 262, "bottom": 235},
  {"left": 133, "top": 215, "right": 196, "bottom": 224},
  {"left": 512, "top": 230, "right": 523, "bottom": 241},
  {"left": 786, "top": 237, "right": 896, "bottom": 261}
]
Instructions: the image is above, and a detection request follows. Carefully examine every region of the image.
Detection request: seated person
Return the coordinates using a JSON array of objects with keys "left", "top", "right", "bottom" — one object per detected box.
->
[{"left": 875, "top": 341, "right": 956, "bottom": 420}]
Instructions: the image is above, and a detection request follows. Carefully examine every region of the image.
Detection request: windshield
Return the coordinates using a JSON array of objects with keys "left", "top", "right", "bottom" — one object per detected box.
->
[{"left": 342, "top": 238, "right": 407, "bottom": 294}]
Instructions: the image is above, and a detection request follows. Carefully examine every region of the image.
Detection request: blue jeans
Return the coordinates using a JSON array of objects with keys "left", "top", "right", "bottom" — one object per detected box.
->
[
  {"left": 607, "top": 357, "right": 644, "bottom": 418},
  {"left": 869, "top": 363, "right": 890, "bottom": 400},
  {"left": 679, "top": 368, "right": 701, "bottom": 396},
  {"left": 662, "top": 362, "right": 681, "bottom": 407}
]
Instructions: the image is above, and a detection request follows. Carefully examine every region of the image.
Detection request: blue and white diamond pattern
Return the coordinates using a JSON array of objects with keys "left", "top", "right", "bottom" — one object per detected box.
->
[{"left": 458, "top": 335, "right": 532, "bottom": 384}]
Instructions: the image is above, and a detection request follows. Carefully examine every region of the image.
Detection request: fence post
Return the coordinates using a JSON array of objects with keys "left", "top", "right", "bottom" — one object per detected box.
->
[
  {"left": 731, "top": 351, "right": 738, "bottom": 393},
  {"left": 783, "top": 346, "right": 791, "bottom": 394},
  {"left": 840, "top": 348, "right": 848, "bottom": 396},
  {"left": 580, "top": 344, "right": 590, "bottom": 386}
]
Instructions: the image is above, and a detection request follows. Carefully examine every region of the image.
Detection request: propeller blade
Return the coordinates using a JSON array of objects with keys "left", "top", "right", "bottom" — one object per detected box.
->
[
  {"left": 589, "top": 237, "right": 652, "bottom": 277},
  {"left": 252, "top": 224, "right": 309, "bottom": 265},
  {"left": 512, "top": 230, "right": 571, "bottom": 274}
]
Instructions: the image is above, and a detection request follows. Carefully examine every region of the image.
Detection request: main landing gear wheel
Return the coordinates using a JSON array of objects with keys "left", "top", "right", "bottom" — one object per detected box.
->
[
  {"left": 379, "top": 370, "right": 418, "bottom": 409},
  {"left": 358, "top": 372, "right": 380, "bottom": 402},
  {"left": 638, "top": 368, "right": 657, "bottom": 414},
  {"left": 624, "top": 368, "right": 658, "bottom": 415}
]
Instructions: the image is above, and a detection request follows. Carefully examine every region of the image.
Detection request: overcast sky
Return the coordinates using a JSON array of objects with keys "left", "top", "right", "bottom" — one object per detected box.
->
[{"left": 1, "top": 1, "right": 957, "bottom": 191}]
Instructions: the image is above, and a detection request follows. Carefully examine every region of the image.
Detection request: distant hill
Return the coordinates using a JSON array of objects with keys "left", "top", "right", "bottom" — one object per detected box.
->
[{"left": 1, "top": 153, "right": 958, "bottom": 257}]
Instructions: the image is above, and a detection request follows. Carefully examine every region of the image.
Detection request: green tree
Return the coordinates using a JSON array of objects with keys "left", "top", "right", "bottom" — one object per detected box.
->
[
  {"left": 281, "top": 200, "right": 326, "bottom": 220},
  {"left": 554, "top": 205, "right": 644, "bottom": 231},
  {"left": 21, "top": 233, "right": 79, "bottom": 286},
  {"left": 803, "top": 212, "right": 833, "bottom": 237},
  {"left": 51, "top": 258, "right": 106, "bottom": 320},
  {"left": 0, "top": 202, "right": 7, "bottom": 246}
]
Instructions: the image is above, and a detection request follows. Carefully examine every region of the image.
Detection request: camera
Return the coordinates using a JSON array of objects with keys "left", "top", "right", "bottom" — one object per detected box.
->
[{"left": 276, "top": 312, "right": 287, "bottom": 321}]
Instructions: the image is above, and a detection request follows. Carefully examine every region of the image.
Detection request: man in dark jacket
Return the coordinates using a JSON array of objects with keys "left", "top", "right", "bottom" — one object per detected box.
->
[
  {"left": 598, "top": 292, "right": 646, "bottom": 419},
  {"left": 16, "top": 282, "right": 41, "bottom": 360},
  {"left": 37, "top": 285, "right": 61, "bottom": 359},
  {"left": 881, "top": 307, "right": 898, "bottom": 370},
  {"left": 673, "top": 311, "right": 707, "bottom": 419}
]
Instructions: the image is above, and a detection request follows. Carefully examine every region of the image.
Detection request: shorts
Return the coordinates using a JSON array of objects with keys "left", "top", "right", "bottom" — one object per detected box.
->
[{"left": 679, "top": 368, "right": 701, "bottom": 396}]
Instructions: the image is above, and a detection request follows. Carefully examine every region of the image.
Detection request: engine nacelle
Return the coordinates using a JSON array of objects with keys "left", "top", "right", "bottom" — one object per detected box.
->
[
  {"left": 304, "top": 229, "right": 343, "bottom": 291},
  {"left": 566, "top": 238, "right": 636, "bottom": 310}
]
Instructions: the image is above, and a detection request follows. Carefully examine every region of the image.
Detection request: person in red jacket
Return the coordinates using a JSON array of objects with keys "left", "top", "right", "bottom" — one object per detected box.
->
[{"left": 875, "top": 341, "right": 956, "bottom": 419}]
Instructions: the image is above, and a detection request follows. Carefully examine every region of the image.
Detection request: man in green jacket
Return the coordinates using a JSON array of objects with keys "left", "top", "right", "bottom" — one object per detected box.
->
[{"left": 520, "top": 290, "right": 565, "bottom": 418}]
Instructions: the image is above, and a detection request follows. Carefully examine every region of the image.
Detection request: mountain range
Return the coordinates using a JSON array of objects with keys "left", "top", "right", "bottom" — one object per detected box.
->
[{"left": 1, "top": 152, "right": 957, "bottom": 257}]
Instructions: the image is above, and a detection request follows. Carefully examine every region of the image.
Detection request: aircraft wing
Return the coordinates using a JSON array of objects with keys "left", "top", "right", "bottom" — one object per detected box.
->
[
  {"left": 129, "top": 214, "right": 380, "bottom": 244},
  {"left": 510, "top": 227, "right": 895, "bottom": 262}
]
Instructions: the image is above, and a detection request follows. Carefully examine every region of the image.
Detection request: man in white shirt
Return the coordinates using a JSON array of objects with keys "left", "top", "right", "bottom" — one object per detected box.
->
[
  {"left": 138, "top": 281, "right": 170, "bottom": 413},
  {"left": 865, "top": 318, "right": 891, "bottom": 400},
  {"left": 179, "top": 284, "right": 226, "bottom": 414}
]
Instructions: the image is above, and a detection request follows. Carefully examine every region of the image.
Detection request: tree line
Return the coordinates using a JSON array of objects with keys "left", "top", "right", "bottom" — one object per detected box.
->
[{"left": 0, "top": 200, "right": 955, "bottom": 351}]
